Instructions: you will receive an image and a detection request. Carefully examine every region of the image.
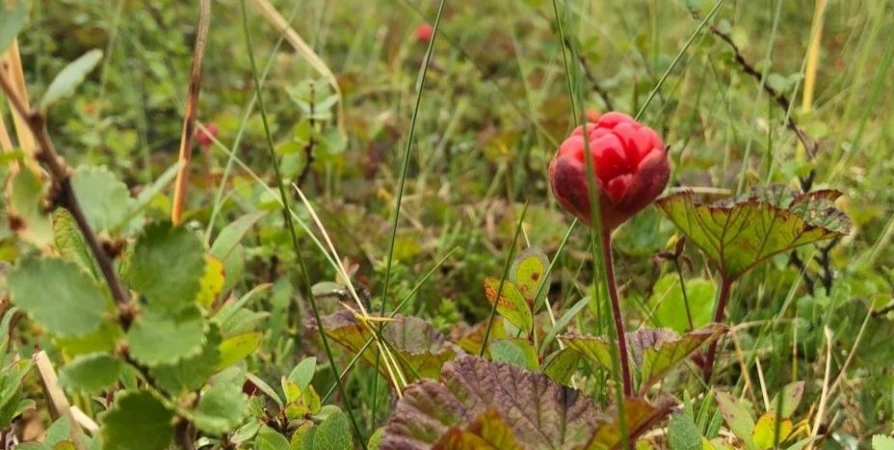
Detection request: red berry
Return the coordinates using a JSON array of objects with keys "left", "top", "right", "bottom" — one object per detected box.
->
[
  {"left": 197, "top": 123, "right": 218, "bottom": 147},
  {"left": 549, "top": 112, "right": 669, "bottom": 230},
  {"left": 416, "top": 24, "right": 434, "bottom": 42}
]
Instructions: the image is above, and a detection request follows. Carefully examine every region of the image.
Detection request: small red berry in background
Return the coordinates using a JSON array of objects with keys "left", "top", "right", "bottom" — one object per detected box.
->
[
  {"left": 197, "top": 123, "right": 218, "bottom": 147},
  {"left": 586, "top": 109, "right": 601, "bottom": 123},
  {"left": 549, "top": 112, "right": 670, "bottom": 230},
  {"left": 416, "top": 23, "right": 434, "bottom": 42}
]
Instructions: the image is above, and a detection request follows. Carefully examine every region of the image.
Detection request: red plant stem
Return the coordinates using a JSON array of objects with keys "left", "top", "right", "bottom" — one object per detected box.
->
[
  {"left": 602, "top": 231, "right": 633, "bottom": 398},
  {"left": 703, "top": 276, "right": 734, "bottom": 381}
]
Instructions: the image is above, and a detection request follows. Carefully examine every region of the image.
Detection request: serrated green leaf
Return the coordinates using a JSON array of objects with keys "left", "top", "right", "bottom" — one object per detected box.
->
[
  {"left": 8, "top": 257, "right": 109, "bottom": 337},
  {"left": 489, "top": 339, "right": 538, "bottom": 370},
  {"left": 41, "top": 49, "right": 104, "bottom": 109},
  {"left": 100, "top": 390, "right": 174, "bottom": 450},
  {"left": 656, "top": 187, "right": 850, "bottom": 280},
  {"left": 649, "top": 276, "right": 716, "bottom": 333},
  {"left": 150, "top": 324, "right": 222, "bottom": 394},
  {"left": 127, "top": 222, "right": 206, "bottom": 313},
  {"left": 7, "top": 166, "right": 54, "bottom": 247},
  {"left": 255, "top": 425, "right": 290, "bottom": 450},
  {"left": 70, "top": 166, "right": 135, "bottom": 234},
  {"left": 127, "top": 306, "right": 205, "bottom": 366},
  {"left": 189, "top": 383, "right": 248, "bottom": 435},
  {"left": 668, "top": 413, "right": 702, "bottom": 450},
  {"left": 52, "top": 209, "right": 98, "bottom": 277},
  {"left": 54, "top": 320, "right": 122, "bottom": 357},
  {"left": 288, "top": 357, "right": 317, "bottom": 391},
  {"left": 58, "top": 353, "right": 122, "bottom": 394},
  {"left": 216, "top": 332, "right": 262, "bottom": 371},
  {"left": 0, "top": 1, "right": 28, "bottom": 52}
]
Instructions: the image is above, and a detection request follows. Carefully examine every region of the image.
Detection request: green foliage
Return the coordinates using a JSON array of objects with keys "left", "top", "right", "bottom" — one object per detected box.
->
[
  {"left": 70, "top": 165, "right": 136, "bottom": 234},
  {"left": 58, "top": 353, "right": 122, "bottom": 394},
  {"left": 7, "top": 166, "right": 54, "bottom": 247},
  {"left": 0, "top": 1, "right": 28, "bottom": 52},
  {"left": 127, "top": 306, "right": 205, "bottom": 365},
  {"left": 40, "top": 49, "right": 104, "bottom": 110},
  {"left": 127, "top": 222, "right": 206, "bottom": 314},
  {"left": 100, "top": 390, "right": 175, "bottom": 450},
  {"left": 649, "top": 275, "right": 715, "bottom": 333}
]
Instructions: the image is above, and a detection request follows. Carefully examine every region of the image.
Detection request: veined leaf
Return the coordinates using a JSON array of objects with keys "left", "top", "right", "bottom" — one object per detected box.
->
[
  {"left": 656, "top": 186, "right": 850, "bottom": 280},
  {"left": 70, "top": 165, "right": 135, "bottom": 235},
  {"left": 637, "top": 325, "right": 726, "bottom": 393},
  {"left": 483, "top": 278, "right": 533, "bottom": 335},
  {"left": 510, "top": 247, "right": 549, "bottom": 304},
  {"left": 312, "top": 311, "right": 457, "bottom": 381},
  {"left": 127, "top": 222, "right": 206, "bottom": 314},
  {"left": 432, "top": 409, "right": 523, "bottom": 450},
  {"left": 100, "top": 390, "right": 174, "bottom": 450}
]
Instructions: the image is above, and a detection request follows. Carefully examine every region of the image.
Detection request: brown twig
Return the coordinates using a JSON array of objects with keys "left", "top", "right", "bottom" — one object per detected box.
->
[
  {"left": 0, "top": 74, "right": 130, "bottom": 307},
  {"left": 693, "top": 11, "right": 819, "bottom": 161},
  {"left": 296, "top": 82, "right": 317, "bottom": 188},
  {"left": 171, "top": 0, "right": 212, "bottom": 225}
]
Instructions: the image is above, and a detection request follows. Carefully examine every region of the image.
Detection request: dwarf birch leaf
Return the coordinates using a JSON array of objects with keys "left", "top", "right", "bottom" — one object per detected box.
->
[
  {"left": 432, "top": 409, "right": 523, "bottom": 450},
  {"left": 127, "top": 222, "right": 206, "bottom": 313},
  {"left": 637, "top": 325, "right": 726, "bottom": 392},
  {"left": 127, "top": 306, "right": 205, "bottom": 366},
  {"left": 8, "top": 257, "right": 109, "bottom": 337},
  {"left": 667, "top": 413, "right": 703, "bottom": 450},
  {"left": 58, "top": 353, "right": 122, "bottom": 394},
  {"left": 769, "top": 381, "right": 805, "bottom": 419},
  {"left": 41, "top": 49, "right": 103, "bottom": 109},
  {"left": 483, "top": 278, "right": 533, "bottom": 335},
  {"left": 715, "top": 392, "right": 757, "bottom": 450},
  {"left": 656, "top": 186, "right": 850, "bottom": 280},
  {"left": 71, "top": 166, "right": 134, "bottom": 234},
  {"left": 150, "top": 324, "right": 222, "bottom": 394},
  {"left": 382, "top": 355, "right": 668, "bottom": 450},
  {"left": 312, "top": 312, "right": 457, "bottom": 381},
  {"left": 100, "top": 390, "right": 174, "bottom": 450},
  {"left": 188, "top": 382, "right": 248, "bottom": 435},
  {"left": 52, "top": 209, "right": 97, "bottom": 277},
  {"left": 7, "top": 166, "right": 54, "bottom": 247}
]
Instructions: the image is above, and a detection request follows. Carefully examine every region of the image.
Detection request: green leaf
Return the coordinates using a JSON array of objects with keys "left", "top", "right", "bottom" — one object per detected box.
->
[
  {"left": 8, "top": 257, "right": 109, "bottom": 337},
  {"left": 510, "top": 246, "right": 549, "bottom": 306},
  {"left": 714, "top": 391, "right": 756, "bottom": 450},
  {"left": 70, "top": 166, "right": 135, "bottom": 234},
  {"left": 216, "top": 332, "right": 263, "bottom": 371},
  {"left": 210, "top": 212, "right": 267, "bottom": 260},
  {"left": 58, "top": 353, "right": 122, "bottom": 394},
  {"left": 255, "top": 425, "right": 290, "bottom": 450},
  {"left": 314, "top": 312, "right": 457, "bottom": 381},
  {"left": 483, "top": 278, "right": 533, "bottom": 335},
  {"left": 541, "top": 347, "right": 579, "bottom": 386},
  {"left": 127, "top": 306, "right": 205, "bottom": 366},
  {"left": 7, "top": 166, "right": 54, "bottom": 247},
  {"left": 196, "top": 255, "right": 225, "bottom": 307},
  {"left": 667, "top": 413, "right": 703, "bottom": 450},
  {"left": 127, "top": 222, "right": 206, "bottom": 314},
  {"left": 769, "top": 381, "right": 804, "bottom": 419},
  {"left": 294, "top": 409, "right": 354, "bottom": 450},
  {"left": 380, "top": 355, "right": 671, "bottom": 450},
  {"left": 636, "top": 325, "right": 725, "bottom": 393},
  {"left": 40, "top": 49, "right": 103, "bottom": 109},
  {"left": 873, "top": 435, "right": 894, "bottom": 450},
  {"left": 44, "top": 417, "right": 72, "bottom": 447},
  {"left": 100, "top": 390, "right": 174, "bottom": 450},
  {"left": 288, "top": 357, "right": 317, "bottom": 391},
  {"left": 246, "top": 372, "right": 283, "bottom": 407},
  {"left": 649, "top": 275, "right": 716, "bottom": 333},
  {"left": 0, "top": 1, "right": 28, "bottom": 52},
  {"left": 189, "top": 383, "right": 248, "bottom": 435},
  {"left": 54, "top": 321, "right": 122, "bottom": 357},
  {"left": 489, "top": 339, "right": 539, "bottom": 370},
  {"left": 52, "top": 209, "right": 98, "bottom": 277},
  {"left": 430, "top": 409, "right": 522, "bottom": 450},
  {"left": 656, "top": 186, "right": 850, "bottom": 280},
  {"left": 559, "top": 334, "right": 616, "bottom": 371},
  {"left": 542, "top": 296, "right": 590, "bottom": 350},
  {"left": 150, "top": 324, "right": 222, "bottom": 394},
  {"left": 368, "top": 427, "right": 385, "bottom": 450},
  {"left": 752, "top": 413, "right": 792, "bottom": 450}
]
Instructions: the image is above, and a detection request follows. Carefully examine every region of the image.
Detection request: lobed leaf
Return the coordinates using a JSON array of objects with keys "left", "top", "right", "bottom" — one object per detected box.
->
[
  {"left": 58, "top": 353, "right": 122, "bottom": 394},
  {"left": 100, "top": 390, "right": 174, "bottom": 450},
  {"left": 656, "top": 186, "right": 850, "bottom": 280},
  {"left": 126, "top": 306, "right": 205, "bottom": 366},
  {"left": 127, "top": 222, "right": 206, "bottom": 314},
  {"left": 70, "top": 166, "right": 135, "bottom": 235}
]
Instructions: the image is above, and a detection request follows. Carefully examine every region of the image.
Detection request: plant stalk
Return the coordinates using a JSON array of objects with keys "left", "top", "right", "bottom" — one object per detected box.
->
[
  {"left": 703, "top": 276, "right": 734, "bottom": 381},
  {"left": 602, "top": 231, "right": 633, "bottom": 398}
]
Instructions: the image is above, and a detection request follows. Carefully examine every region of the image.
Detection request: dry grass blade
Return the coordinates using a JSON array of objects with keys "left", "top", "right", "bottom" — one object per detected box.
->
[
  {"left": 171, "top": 0, "right": 212, "bottom": 225},
  {"left": 34, "top": 351, "right": 88, "bottom": 450},
  {"left": 250, "top": 0, "right": 344, "bottom": 135},
  {"left": 0, "top": 42, "right": 38, "bottom": 173}
]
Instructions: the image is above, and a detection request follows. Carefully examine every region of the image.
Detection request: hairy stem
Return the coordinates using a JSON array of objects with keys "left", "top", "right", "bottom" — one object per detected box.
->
[
  {"left": 703, "top": 276, "right": 734, "bottom": 381},
  {"left": 602, "top": 231, "right": 632, "bottom": 398}
]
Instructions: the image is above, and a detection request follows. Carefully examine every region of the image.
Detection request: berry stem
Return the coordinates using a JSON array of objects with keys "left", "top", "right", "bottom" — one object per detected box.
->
[
  {"left": 703, "top": 276, "right": 734, "bottom": 382},
  {"left": 602, "top": 230, "right": 633, "bottom": 398}
]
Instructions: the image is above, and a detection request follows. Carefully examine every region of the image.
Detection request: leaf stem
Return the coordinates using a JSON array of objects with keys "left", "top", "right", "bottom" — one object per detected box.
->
[
  {"left": 703, "top": 276, "right": 733, "bottom": 381},
  {"left": 602, "top": 231, "right": 632, "bottom": 398}
]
